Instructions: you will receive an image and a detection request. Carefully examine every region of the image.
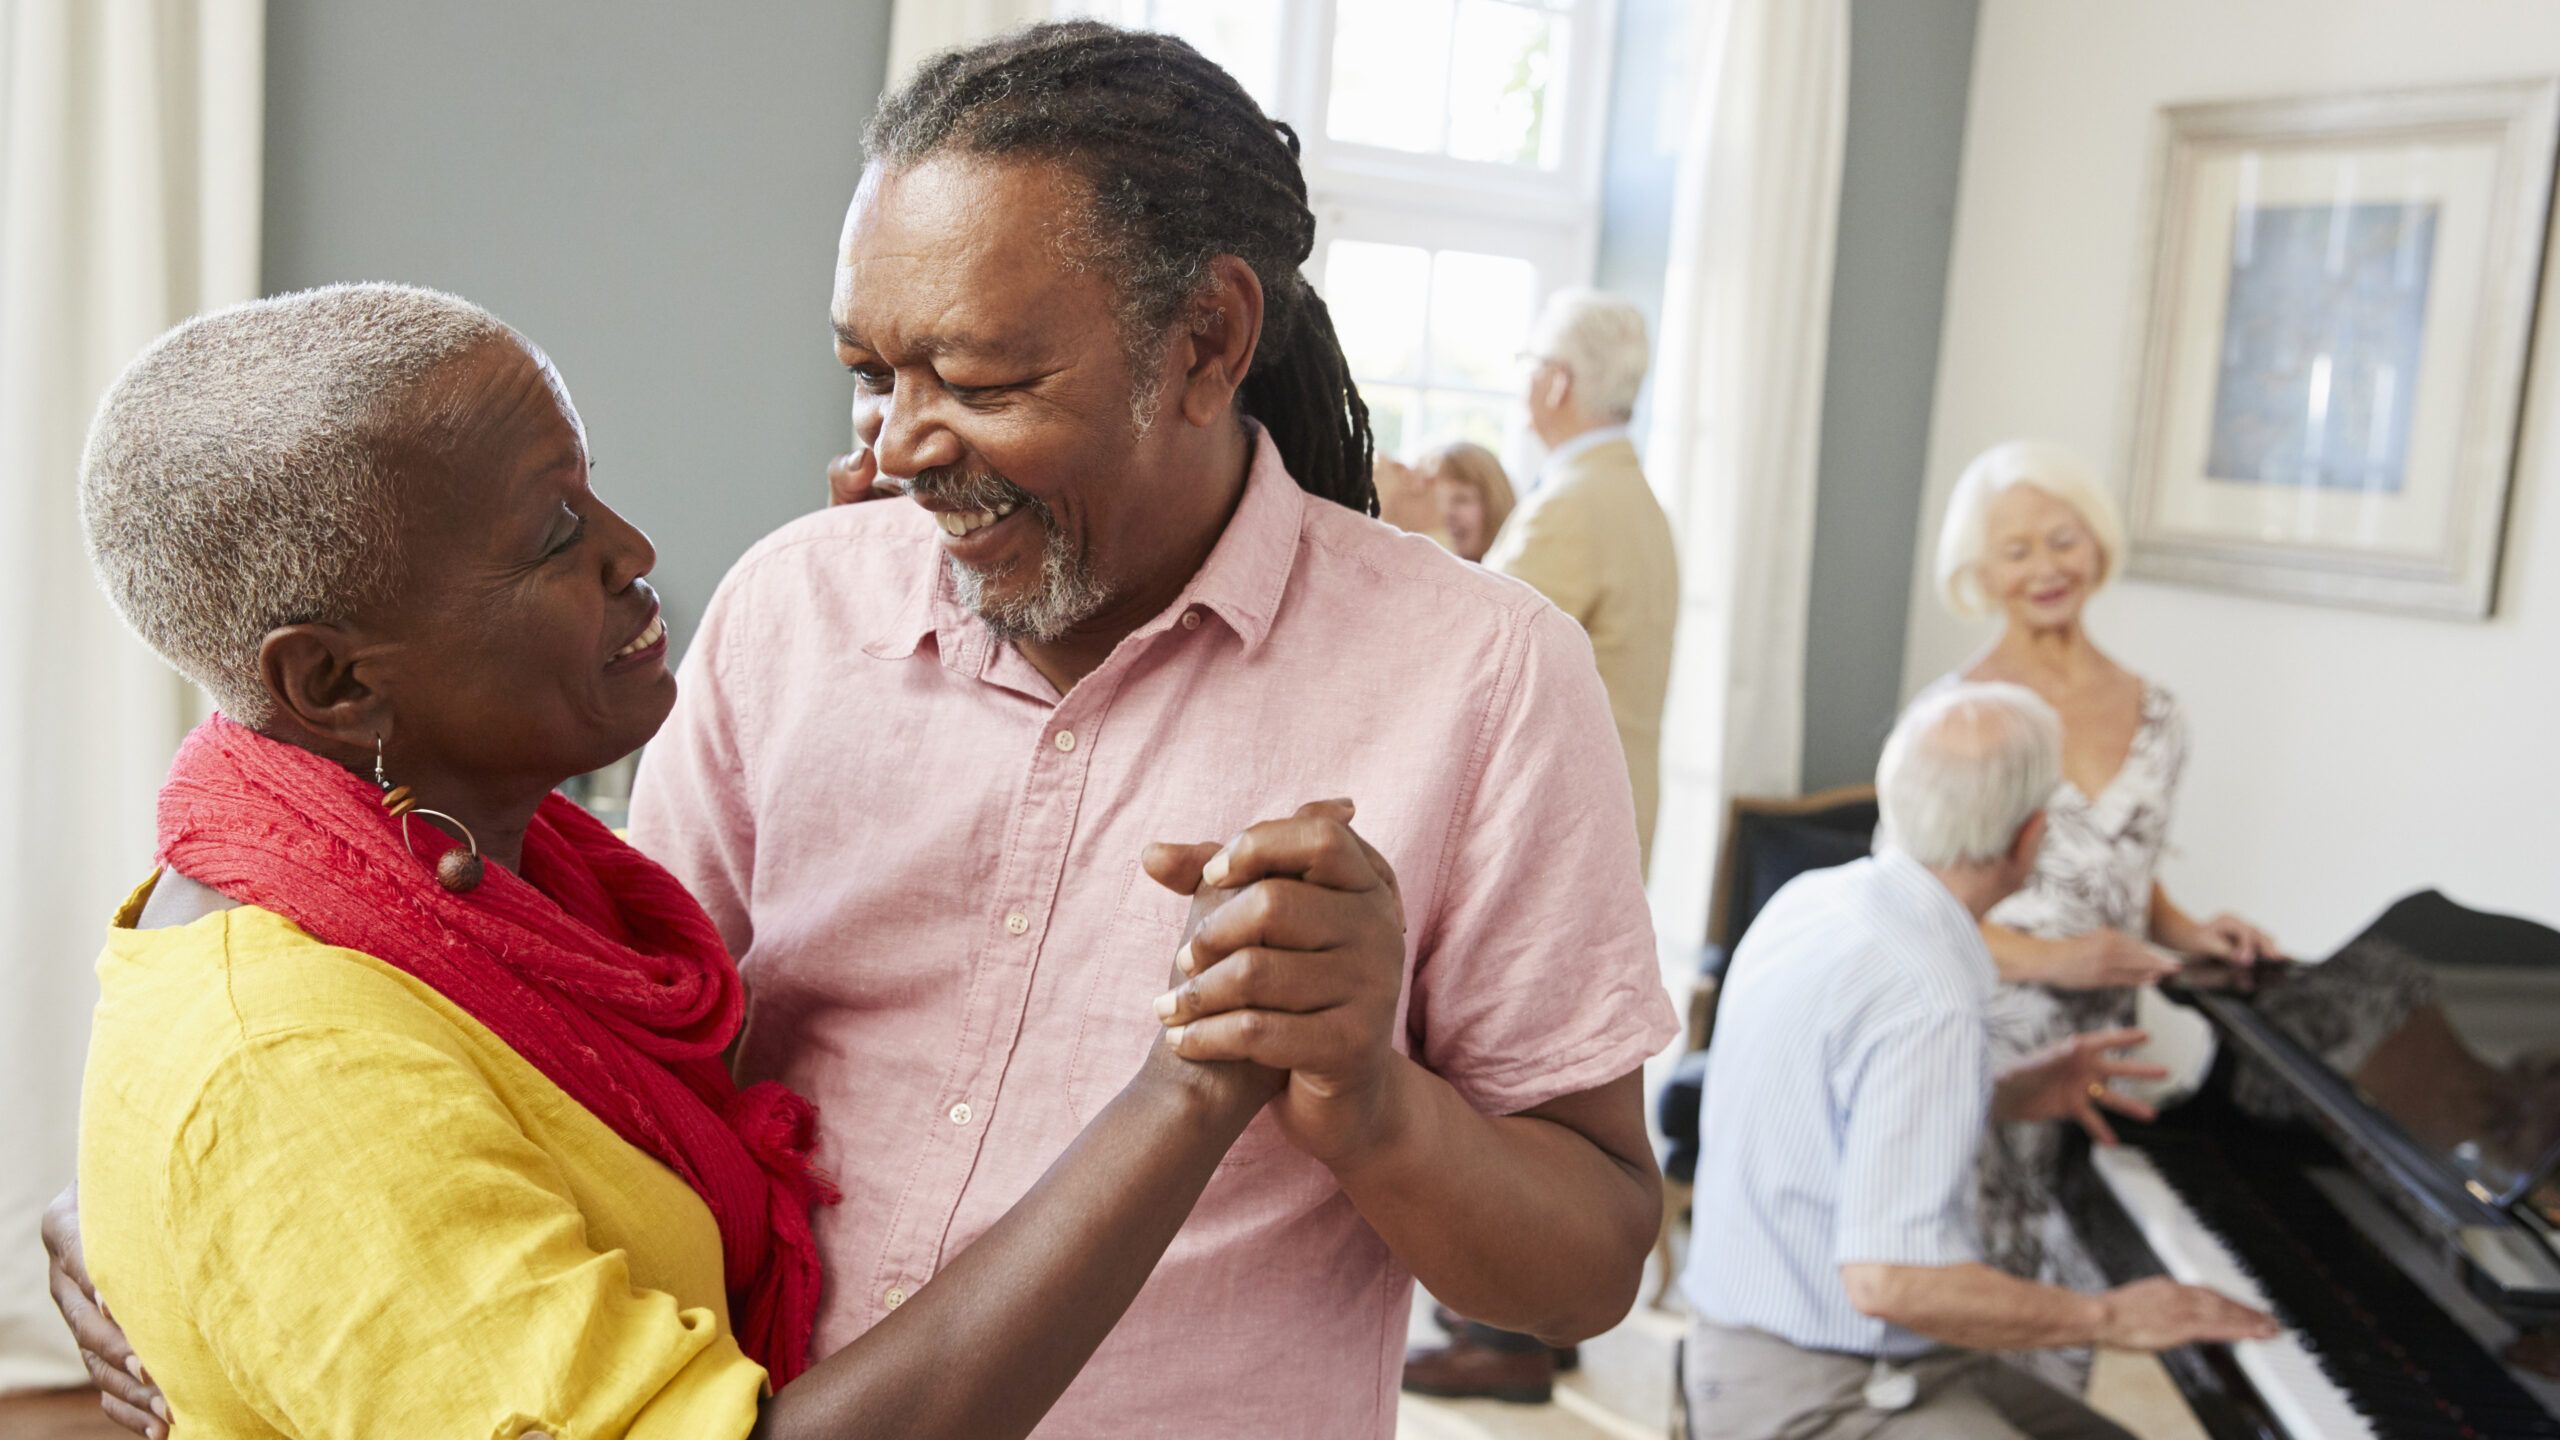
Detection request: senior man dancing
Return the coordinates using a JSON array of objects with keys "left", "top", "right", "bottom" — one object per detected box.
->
[
  {"left": 1679, "top": 683, "right": 2275, "bottom": 1439},
  {"left": 653, "top": 20, "right": 1678, "bottom": 1437}
]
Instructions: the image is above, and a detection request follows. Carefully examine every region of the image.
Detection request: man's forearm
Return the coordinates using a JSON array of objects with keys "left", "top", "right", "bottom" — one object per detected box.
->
[
  {"left": 1844, "top": 1262, "right": 2105, "bottom": 1352},
  {"left": 1329, "top": 1061, "right": 1657, "bottom": 1343}
]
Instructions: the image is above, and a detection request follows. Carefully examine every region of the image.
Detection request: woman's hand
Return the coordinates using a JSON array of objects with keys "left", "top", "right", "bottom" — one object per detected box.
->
[
  {"left": 826, "top": 448, "right": 895, "bottom": 506},
  {"left": 1372, "top": 458, "right": 1440, "bottom": 536},
  {"left": 2183, "top": 913, "right": 2283, "bottom": 965},
  {"left": 2051, "top": 928, "right": 2182, "bottom": 990},
  {"left": 42, "top": 1185, "right": 168, "bottom": 1438},
  {"left": 1135, "top": 838, "right": 1289, "bottom": 1122}
]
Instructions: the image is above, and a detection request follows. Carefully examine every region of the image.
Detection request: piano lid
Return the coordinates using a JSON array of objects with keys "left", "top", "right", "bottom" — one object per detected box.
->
[{"left": 2180, "top": 889, "right": 2560, "bottom": 1230}]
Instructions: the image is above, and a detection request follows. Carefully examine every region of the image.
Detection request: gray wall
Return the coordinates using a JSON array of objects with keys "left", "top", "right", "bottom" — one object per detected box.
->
[
  {"left": 1799, "top": 0, "right": 1980, "bottom": 789},
  {"left": 1593, "top": 0, "right": 1683, "bottom": 441},
  {"left": 263, "top": 0, "right": 894, "bottom": 655}
]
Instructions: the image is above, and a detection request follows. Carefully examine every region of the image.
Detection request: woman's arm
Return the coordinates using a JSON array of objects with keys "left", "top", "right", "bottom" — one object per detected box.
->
[
  {"left": 756, "top": 1048, "right": 1271, "bottom": 1440},
  {"left": 1983, "top": 919, "right": 2180, "bottom": 989},
  {"left": 2146, "top": 882, "right": 2283, "bottom": 962}
]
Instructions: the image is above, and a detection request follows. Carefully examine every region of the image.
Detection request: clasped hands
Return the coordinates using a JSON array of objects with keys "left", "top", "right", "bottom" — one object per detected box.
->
[{"left": 1138, "top": 798, "right": 1412, "bottom": 1171}]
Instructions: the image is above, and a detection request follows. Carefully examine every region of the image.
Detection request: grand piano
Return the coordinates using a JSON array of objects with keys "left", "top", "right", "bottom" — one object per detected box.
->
[{"left": 2068, "top": 890, "right": 2560, "bottom": 1439}]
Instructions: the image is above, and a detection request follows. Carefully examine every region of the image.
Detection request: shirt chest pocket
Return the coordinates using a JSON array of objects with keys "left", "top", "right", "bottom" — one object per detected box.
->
[{"left": 1062, "top": 855, "right": 1293, "bottom": 1167}]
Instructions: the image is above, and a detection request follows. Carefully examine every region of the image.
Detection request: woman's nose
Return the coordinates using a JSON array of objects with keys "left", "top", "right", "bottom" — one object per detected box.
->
[{"left": 597, "top": 503, "right": 656, "bottom": 589}]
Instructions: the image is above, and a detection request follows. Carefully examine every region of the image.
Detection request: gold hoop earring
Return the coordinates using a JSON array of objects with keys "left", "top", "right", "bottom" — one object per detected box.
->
[{"left": 374, "top": 735, "right": 485, "bottom": 893}]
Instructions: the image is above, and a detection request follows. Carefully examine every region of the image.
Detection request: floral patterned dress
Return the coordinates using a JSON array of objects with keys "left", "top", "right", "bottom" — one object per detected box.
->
[{"left": 1936, "top": 677, "right": 2189, "bottom": 1386}]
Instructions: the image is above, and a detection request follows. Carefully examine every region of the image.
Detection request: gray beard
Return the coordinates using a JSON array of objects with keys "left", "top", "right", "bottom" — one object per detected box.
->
[{"left": 947, "top": 512, "right": 1112, "bottom": 644}]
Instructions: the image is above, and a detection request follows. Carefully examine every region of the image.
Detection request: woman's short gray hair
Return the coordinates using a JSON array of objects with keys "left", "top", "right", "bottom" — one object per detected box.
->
[
  {"left": 1932, "top": 439, "right": 2127, "bottom": 619},
  {"left": 1876, "top": 681, "right": 2062, "bottom": 868},
  {"left": 1530, "top": 288, "right": 1650, "bottom": 421},
  {"left": 80, "top": 283, "right": 513, "bottom": 726}
]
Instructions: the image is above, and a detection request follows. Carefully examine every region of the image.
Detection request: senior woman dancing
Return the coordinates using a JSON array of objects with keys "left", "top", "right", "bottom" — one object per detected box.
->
[{"left": 63, "top": 283, "right": 1275, "bottom": 1440}]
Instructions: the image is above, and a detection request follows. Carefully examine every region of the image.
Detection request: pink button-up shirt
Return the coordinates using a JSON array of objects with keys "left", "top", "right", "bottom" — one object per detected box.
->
[{"left": 631, "top": 434, "right": 1676, "bottom": 1438}]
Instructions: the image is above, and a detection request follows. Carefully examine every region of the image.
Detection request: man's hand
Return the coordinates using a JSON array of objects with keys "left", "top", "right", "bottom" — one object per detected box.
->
[
  {"left": 1143, "top": 799, "right": 1408, "bottom": 1171},
  {"left": 1994, "top": 1026, "right": 2169, "bottom": 1144},
  {"left": 42, "top": 1184, "right": 167, "bottom": 1438},
  {"left": 2095, "top": 1276, "right": 2281, "bottom": 1350}
]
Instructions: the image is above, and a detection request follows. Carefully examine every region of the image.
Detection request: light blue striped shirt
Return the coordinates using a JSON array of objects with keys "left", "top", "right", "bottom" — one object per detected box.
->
[{"left": 1680, "top": 850, "right": 1997, "bottom": 1359}]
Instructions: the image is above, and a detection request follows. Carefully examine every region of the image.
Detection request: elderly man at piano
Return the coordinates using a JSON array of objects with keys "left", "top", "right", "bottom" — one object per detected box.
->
[{"left": 1679, "top": 682, "right": 2277, "bottom": 1440}]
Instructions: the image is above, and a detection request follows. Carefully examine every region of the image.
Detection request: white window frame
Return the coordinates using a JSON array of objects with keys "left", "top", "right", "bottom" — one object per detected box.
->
[
  {"left": 1083, "top": 0, "right": 1617, "bottom": 455},
  {"left": 1087, "top": 0, "right": 1618, "bottom": 329}
]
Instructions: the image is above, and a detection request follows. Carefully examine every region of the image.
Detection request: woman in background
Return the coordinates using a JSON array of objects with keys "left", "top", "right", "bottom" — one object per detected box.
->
[
  {"left": 1421, "top": 441, "right": 1516, "bottom": 563},
  {"left": 1929, "top": 440, "right": 2296, "bottom": 1382}
]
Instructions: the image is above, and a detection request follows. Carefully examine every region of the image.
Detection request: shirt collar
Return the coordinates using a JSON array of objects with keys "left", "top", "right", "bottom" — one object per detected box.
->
[
  {"left": 867, "top": 423, "right": 1307, "bottom": 667},
  {"left": 1539, "top": 424, "right": 1632, "bottom": 486},
  {"left": 1873, "top": 847, "right": 1999, "bottom": 995}
]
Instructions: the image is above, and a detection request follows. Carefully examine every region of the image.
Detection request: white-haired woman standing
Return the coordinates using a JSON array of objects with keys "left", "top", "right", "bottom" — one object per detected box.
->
[
  {"left": 1927, "top": 439, "right": 2289, "bottom": 1382},
  {"left": 1936, "top": 441, "right": 2280, "bottom": 1004}
]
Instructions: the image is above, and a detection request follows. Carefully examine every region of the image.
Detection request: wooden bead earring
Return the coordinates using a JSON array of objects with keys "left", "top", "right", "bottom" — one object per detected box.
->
[{"left": 374, "top": 735, "right": 485, "bottom": 893}]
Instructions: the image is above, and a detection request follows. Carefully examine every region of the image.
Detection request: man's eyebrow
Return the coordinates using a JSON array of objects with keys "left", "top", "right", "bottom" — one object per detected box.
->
[{"left": 833, "top": 318, "right": 1032, "bottom": 363}]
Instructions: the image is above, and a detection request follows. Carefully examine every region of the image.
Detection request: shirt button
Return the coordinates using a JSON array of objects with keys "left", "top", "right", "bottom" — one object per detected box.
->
[
  {"left": 949, "top": 1102, "right": 973, "bottom": 1126},
  {"left": 884, "top": 1286, "right": 906, "bottom": 1309},
  {"left": 1054, "top": 730, "right": 1077, "bottom": 752},
  {"left": 1005, "top": 911, "right": 1029, "bottom": 936},
  {"left": 1181, "top": 610, "right": 1202, "bottom": 630}
]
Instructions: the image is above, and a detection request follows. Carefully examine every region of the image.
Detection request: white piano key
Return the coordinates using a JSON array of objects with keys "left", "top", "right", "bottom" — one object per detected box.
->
[{"left": 2092, "top": 1145, "right": 2377, "bottom": 1440}]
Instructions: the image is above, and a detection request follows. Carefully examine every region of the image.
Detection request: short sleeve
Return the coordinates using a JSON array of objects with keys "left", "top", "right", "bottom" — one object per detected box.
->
[
  {"left": 1407, "top": 602, "right": 1678, "bottom": 1115},
  {"left": 1833, "top": 1010, "right": 1991, "bottom": 1268},
  {"left": 632, "top": 577, "right": 762, "bottom": 958},
  {"left": 165, "top": 1025, "right": 765, "bottom": 1440},
  {"left": 1485, "top": 487, "right": 1601, "bottom": 624}
]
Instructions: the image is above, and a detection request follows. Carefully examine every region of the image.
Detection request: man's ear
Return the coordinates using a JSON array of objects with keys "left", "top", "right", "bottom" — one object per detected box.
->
[
  {"left": 2009, "top": 809, "right": 2050, "bottom": 869},
  {"left": 1173, "top": 254, "right": 1267, "bottom": 429},
  {"left": 1537, "top": 362, "right": 1575, "bottom": 416},
  {"left": 256, "top": 624, "right": 387, "bottom": 749}
]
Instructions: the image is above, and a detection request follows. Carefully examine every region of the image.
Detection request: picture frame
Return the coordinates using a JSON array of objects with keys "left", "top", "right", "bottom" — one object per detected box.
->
[{"left": 2119, "top": 79, "right": 2560, "bottom": 619}]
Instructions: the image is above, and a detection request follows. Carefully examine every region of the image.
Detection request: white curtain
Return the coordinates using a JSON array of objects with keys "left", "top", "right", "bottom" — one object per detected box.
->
[
  {"left": 1642, "top": 0, "right": 1848, "bottom": 949},
  {"left": 0, "top": 0, "right": 262, "bottom": 1390}
]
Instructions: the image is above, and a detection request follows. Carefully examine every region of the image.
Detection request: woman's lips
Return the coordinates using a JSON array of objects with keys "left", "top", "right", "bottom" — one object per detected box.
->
[{"left": 606, "top": 610, "right": 668, "bottom": 670}]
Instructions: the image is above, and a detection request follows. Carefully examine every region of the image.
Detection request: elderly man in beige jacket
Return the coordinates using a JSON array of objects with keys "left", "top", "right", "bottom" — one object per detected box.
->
[
  {"left": 1491, "top": 290, "right": 1679, "bottom": 870},
  {"left": 1404, "top": 290, "right": 1680, "bottom": 1403}
]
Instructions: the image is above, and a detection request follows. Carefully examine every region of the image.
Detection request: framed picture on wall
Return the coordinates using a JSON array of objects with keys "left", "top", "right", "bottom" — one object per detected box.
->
[{"left": 2120, "top": 79, "right": 2560, "bottom": 619}]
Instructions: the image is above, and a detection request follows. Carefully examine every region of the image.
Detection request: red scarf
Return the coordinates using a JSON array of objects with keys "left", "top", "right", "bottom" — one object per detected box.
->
[{"left": 157, "top": 716, "right": 836, "bottom": 1385}]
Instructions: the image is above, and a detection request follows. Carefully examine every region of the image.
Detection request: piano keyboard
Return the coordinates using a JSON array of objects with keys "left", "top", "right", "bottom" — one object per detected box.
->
[
  {"left": 2093, "top": 1144, "right": 2376, "bottom": 1439},
  {"left": 2094, "top": 1139, "right": 2560, "bottom": 1438}
]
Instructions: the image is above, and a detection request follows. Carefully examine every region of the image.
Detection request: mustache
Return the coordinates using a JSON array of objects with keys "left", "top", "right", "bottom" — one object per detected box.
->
[{"left": 907, "top": 464, "right": 1042, "bottom": 516}]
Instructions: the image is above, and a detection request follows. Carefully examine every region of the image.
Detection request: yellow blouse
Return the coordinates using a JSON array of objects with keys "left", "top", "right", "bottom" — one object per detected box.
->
[{"left": 77, "top": 873, "right": 767, "bottom": 1439}]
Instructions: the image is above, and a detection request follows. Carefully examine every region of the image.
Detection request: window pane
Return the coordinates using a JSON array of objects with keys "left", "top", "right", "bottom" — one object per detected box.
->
[
  {"left": 1428, "top": 250, "right": 1537, "bottom": 389},
  {"left": 1325, "top": 240, "right": 1431, "bottom": 382},
  {"left": 1142, "top": 0, "right": 1286, "bottom": 115},
  {"left": 1364, "top": 383, "right": 1423, "bottom": 461},
  {"left": 1327, "top": 0, "right": 1454, "bottom": 154},
  {"left": 1447, "top": 0, "right": 1568, "bottom": 168},
  {"left": 1417, "top": 391, "right": 1509, "bottom": 454}
]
